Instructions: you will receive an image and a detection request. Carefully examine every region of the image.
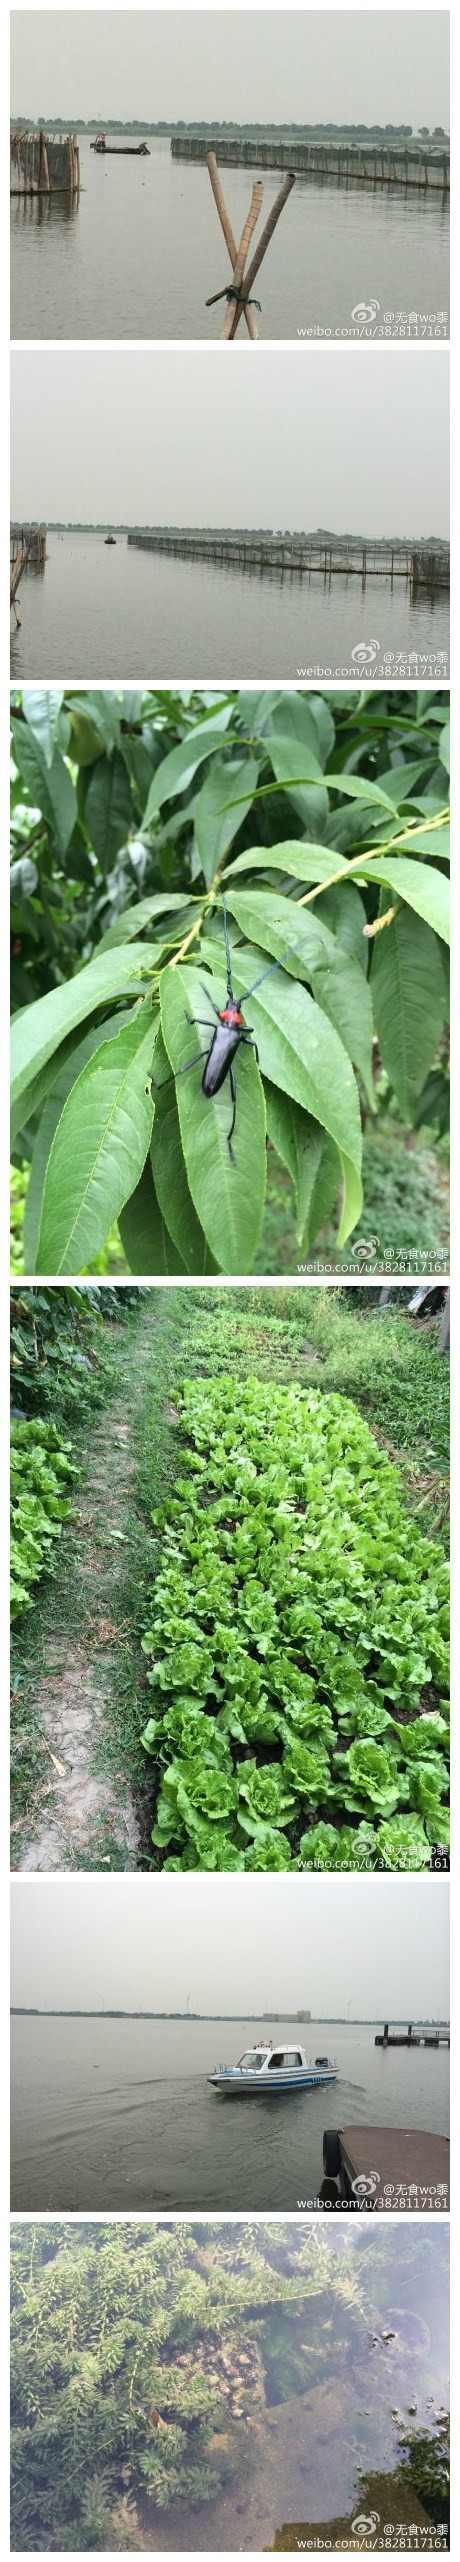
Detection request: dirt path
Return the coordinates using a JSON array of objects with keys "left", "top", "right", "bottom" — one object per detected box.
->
[{"left": 16, "top": 1302, "right": 160, "bottom": 1873}]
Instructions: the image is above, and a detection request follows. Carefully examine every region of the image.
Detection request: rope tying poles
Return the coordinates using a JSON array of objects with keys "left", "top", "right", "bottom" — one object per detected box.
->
[{"left": 206, "top": 286, "right": 262, "bottom": 310}]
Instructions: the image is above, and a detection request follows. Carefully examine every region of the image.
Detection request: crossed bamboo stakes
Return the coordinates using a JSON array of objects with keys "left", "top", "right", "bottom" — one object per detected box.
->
[{"left": 205, "top": 150, "right": 296, "bottom": 339}]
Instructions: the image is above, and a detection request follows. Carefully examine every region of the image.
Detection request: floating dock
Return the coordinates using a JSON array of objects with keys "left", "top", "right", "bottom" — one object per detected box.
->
[
  {"left": 375, "top": 2022, "right": 450, "bottom": 2048},
  {"left": 127, "top": 530, "right": 450, "bottom": 591},
  {"left": 322, "top": 2124, "right": 450, "bottom": 2207},
  {"left": 171, "top": 134, "right": 450, "bottom": 193}
]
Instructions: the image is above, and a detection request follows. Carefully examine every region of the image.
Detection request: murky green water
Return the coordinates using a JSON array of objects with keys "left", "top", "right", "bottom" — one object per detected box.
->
[
  {"left": 11, "top": 2221, "right": 449, "bottom": 2552},
  {"left": 137, "top": 2277, "right": 449, "bottom": 2551}
]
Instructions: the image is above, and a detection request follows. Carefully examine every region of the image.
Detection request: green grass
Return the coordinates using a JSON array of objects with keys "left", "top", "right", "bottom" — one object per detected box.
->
[
  {"left": 307, "top": 1294, "right": 449, "bottom": 1484},
  {"left": 256, "top": 1124, "right": 450, "bottom": 1277}
]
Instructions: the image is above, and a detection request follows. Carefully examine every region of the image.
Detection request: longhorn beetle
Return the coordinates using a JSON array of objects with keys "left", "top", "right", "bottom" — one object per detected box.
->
[{"left": 151, "top": 896, "right": 294, "bottom": 1161}]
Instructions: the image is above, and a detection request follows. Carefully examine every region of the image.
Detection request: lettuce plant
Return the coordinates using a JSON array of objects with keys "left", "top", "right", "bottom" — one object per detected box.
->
[
  {"left": 340, "top": 1741, "right": 405, "bottom": 1815},
  {"left": 140, "top": 1374, "right": 449, "bottom": 1870},
  {"left": 11, "top": 1418, "right": 76, "bottom": 1619},
  {"left": 237, "top": 1761, "right": 295, "bottom": 1834}
]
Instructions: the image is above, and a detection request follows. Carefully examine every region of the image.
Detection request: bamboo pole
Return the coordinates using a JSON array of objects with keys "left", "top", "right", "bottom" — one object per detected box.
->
[
  {"left": 205, "top": 152, "right": 259, "bottom": 339},
  {"left": 219, "top": 180, "right": 263, "bottom": 339},
  {"left": 227, "top": 168, "right": 296, "bottom": 336},
  {"left": 10, "top": 539, "right": 29, "bottom": 605}
]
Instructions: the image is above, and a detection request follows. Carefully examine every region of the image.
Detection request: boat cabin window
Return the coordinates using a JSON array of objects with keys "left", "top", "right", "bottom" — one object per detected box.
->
[
  {"left": 267, "top": 2050, "right": 303, "bottom": 2069},
  {"left": 238, "top": 2051, "right": 265, "bottom": 2070}
]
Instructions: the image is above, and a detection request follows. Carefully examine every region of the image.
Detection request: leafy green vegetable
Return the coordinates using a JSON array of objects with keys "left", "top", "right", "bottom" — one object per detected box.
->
[
  {"left": 11, "top": 1418, "right": 76, "bottom": 1619},
  {"left": 341, "top": 1741, "right": 403, "bottom": 1814},
  {"left": 141, "top": 1374, "right": 449, "bottom": 1870},
  {"left": 10, "top": 1286, "right": 143, "bottom": 1628}
]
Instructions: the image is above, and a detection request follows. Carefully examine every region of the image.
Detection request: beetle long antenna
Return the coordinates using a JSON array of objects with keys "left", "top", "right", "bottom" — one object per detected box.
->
[
  {"left": 222, "top": 895, "right": 234, "bottom": 1001},
  {"left": 220, "top": 893, "right": 300, "bottom": 1005},
  {"left": 238, "top": 952, "right": 294, "bottom": 1002}
]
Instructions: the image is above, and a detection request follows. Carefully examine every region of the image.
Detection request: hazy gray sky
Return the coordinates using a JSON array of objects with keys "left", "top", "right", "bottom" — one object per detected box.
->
[
  {"left": 11, "top": 1876, "right": 449, "bottom": 2015},
  {"left": 10, "top": 11, "right": 449, "bottom": 129},
  {"left": 10, "top": 350, "right": 449, "bottom": 535}
]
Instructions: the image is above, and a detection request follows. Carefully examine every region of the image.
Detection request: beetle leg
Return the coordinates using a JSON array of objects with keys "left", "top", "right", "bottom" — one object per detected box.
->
[
  {"left": 175, "top": 1053, "right": 207, "bottom": 1077},
  {"left": 227, "top": 1063, "right": 237, "bottom": 1162},
  {"left": 150, "top": 1052, "right": 204, "bottom": 1091},
  {"left": 241, "top": 1033, "right": 259, "bottom": 1065},
  {"left": 185, "top": 1013, "right": 215, "bottom": 1027}
]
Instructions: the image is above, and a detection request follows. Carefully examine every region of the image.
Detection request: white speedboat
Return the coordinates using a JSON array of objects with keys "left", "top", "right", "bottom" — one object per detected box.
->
[{"left": 208, "top": 2041, "right": 338, "bottom": 2095}]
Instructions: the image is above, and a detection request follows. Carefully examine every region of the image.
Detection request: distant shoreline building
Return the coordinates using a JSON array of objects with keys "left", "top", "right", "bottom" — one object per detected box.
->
[{"left": 263, "top": 2009, "right": 311, "bottom": 2023}]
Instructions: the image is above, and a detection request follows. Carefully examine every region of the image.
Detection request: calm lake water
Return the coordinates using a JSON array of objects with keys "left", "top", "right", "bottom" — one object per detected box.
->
[
  {"left": 10, "top": 135, "right": 450, "bottom": 341},
  {"left": 10, "top": 530, "right": 450, "bottom": 680},
  {"left": 10, "top": 2015, "right": 450, "bottom": 2211}
]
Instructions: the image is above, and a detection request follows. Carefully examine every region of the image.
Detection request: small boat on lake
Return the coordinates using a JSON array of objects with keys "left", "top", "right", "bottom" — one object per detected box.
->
[
  {"left": 208, "top": 2041, "right": 338, "bottom": 2096},
  {"left": 91, "top": 135, "right": 150, "bottom": 156}
]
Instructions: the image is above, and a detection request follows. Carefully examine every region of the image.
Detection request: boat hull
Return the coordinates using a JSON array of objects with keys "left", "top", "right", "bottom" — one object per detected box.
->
[
  {"left": 208, "top": 2070, "right": 337, "bottom": 2096},
  {"left": 91, "top": 144, "right": 150, "bottom": 155}
]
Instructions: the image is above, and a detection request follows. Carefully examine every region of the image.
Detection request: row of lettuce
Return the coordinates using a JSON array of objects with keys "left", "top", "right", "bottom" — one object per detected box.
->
[{"left": 140, "top": 1375, "right": 449, "bottom": 1870}]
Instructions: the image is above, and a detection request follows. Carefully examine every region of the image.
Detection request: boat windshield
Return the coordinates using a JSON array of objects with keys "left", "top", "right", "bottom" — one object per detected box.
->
[
  {"left": 267, "top": 2051, "right": 304, "bottom": 2068},
  {"left": 238, "top": 2051, "right": 266, "bottom": 2070}
]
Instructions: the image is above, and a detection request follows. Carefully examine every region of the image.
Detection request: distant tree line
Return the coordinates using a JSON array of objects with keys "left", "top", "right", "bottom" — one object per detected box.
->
[
  {"left": 14, "top": 520, "right": 449, "bottom": 549},
  {"left": 12, "top": 115, "right": 449, "bottom": 139}
]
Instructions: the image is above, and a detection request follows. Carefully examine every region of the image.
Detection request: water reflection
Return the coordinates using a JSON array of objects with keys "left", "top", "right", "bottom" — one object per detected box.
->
[{"left": 11, "top": 193, "right": 79, "bottom": 232}]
